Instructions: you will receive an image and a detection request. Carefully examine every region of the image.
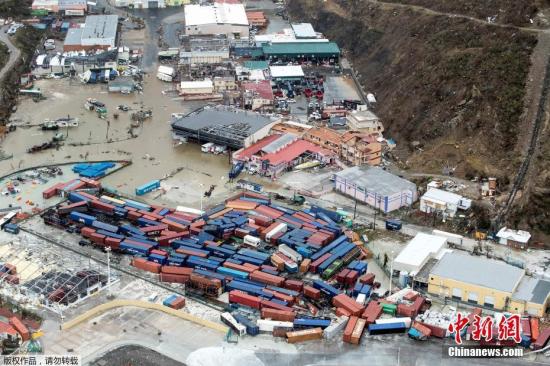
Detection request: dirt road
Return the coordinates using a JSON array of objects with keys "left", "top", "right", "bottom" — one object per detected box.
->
[{"left": 0, "top": 27, "right": 21, "bottom": 81}]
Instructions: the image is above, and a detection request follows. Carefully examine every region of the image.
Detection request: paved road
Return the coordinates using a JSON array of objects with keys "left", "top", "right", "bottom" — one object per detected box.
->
[{"left": 0, "top": 27, "right": 21, "bottom": 81}]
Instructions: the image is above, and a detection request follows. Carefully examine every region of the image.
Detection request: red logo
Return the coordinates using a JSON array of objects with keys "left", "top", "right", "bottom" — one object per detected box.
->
[
  {"left": 450, "top": 313, "right": 522, "bottom": 344},
  {"left": 498, "top": 314, "right": 521, "bottom": 343},
  {"left": 448, "top": 312, "right": 469, "bottom": 344},
  {"left": 471, "top": 315, "right": 494, "bottom": 342}
]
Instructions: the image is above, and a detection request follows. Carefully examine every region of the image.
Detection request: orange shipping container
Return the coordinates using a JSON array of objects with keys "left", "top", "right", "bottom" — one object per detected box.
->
[
  {"left": 286, "top": 327, "right": 323, "bottom": 343},
  {"left": 161, "top": 266, "right": 193, "bottom": 276},
  {"left": 132, "top": 258, "right": 161, "bottom": 273},
  {"left": 343, "top": 316, "right": 358, "bottom": 343},
  {"left": 261, "top": 308, "right": 295, "bottom": 322},
  {"left": 226, "top": 200, "right": 258, "bottom": 210},
  {"left": 9, "top": 317, "right": 30, "bottom": 341},
  {"left": 350, "top": 318, "right": 366, "bottom": 345},
  {"left": 531, "top": 317, "right": 540, "bottom": 342},
  {"left": 299, "top": 258, "right": 311, "bottom": 273}
]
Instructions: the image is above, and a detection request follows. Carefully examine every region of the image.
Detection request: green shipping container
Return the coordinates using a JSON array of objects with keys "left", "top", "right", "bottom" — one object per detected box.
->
[
  {"left": 31, "top": 9, "right": 49, "bottom": 16},
  {"left": 382, "top": 303, "right": 397, "bottom": 315}
]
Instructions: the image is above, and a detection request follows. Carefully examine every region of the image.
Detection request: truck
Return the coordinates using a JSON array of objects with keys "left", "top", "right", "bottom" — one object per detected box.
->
[
  {"left": 385, "top": 219, "right": 402, "bottom": 231},
  {"left": 4, "top": 223, "right": 19, "bottom": 234}
]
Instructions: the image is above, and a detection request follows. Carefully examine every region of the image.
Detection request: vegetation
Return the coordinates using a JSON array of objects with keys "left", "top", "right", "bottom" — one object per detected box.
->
[{"left": 0, "top": 0, "right": 32, "bottom": 19}]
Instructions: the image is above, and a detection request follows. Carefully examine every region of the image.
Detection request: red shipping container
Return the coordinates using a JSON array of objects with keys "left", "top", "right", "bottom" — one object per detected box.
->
[
  {"left": 250, "top": 271, "right": 285, "bottom": 287},
  {"left": 80, "top": 177, "right": 101, "bottom": 188},
  {"left": 417, "top": 322, "right": 447, "bottom": 338},
  {"left": 139, "top": 210, "right": 164, "bottom": 221},
  {"left": 310, "top": 253, "right": 332, "bottom": 273},
  {"left": 362, "top": 301, "right": 382, "bottom": 324},
  {"left": 77, "top": 191, "right": 99, "bottom": 201},
  {"left": 521, "top": 318, "right": 531, "bottom": 338},
  {"left": 170, "top": 297, "right": 186, "bottom": 309},
  {"left": 161, "top": 218, "right": 188, "bottom": 233},
  {"left": 158, "top": 231, "right": 189, "bottom": 246},
  {"left": 224, "top": 261, "right": 256, "bottom": 273},
  {"left": 531, "top": 318, "right": 540, "bottom": 341},
  {"left": 90, "top": 200, "right": 115, "bottom": 214},
  {"left": 250, "top": 214, "right": 273, "bottom": 227},
  {"left": 141, "top": 224, "right": 169, "bottom": 236},
  {"left": 412, "top": 321, "right": 432, "bottom": 337},
  {"left": 397, "top": 304, "right": 415, "bottom": 318},
  {"left": 299, "top": 259, "right": 311, "bottom": 273},
  {"left": 1, "top": 263, "right": 16, "bottom": 275},
  {"left": 350, "top": 318, "right": 366, "bottom": 345},
  {"left": 159, "top": 273, "right": 189, "bottom": 284},
  {"left": 343, "top": 316, "right": 359, "bottom": 343},
  {"left": 260, "top": 299, "right": 294, "bottom": 312},
  {"left": 43, "top": 183, "right": 63, "bottom": 199},
  {"left": 229, "top": 290, "right": 261, "bottom": 309},
  {"left": 176, "top": 248, "right": 207, "bottom": 258},
  {"left": 4, "top": 274, "right": 19, "bottom": 284},
  {"left": 9, "top": 317, "right": 30, "bottom": 341},
  {"left": 303, "top": 286, "right": 321, "bottom": 300},
  {"left": 151, "top": 249, "right": 168, "bottom": 257},
  {"left": 142, "top": 215, "right": 158, "bottom": 222},
  {"left": 127, "top": 211, "right": 142, "bottom": 221},
  {"left": 80, "top": 227, "right": 95, "bottom": 238},
  {"left": 269, "top": 231, "right": 284, "bottom": 245},
  {"left": 336, "top": 307, "right": 351, "bottom": 317},
  {"left": 242, "top": 262, "right": 260, "bottom": 271},
  {"left": 132, "top": 258, "right": 161, "bottom": 273},
  {"left": 234, "top": 228, "right": 249, "bottom": 238},
  {"left": 332, "top": 294, "right": 364, "bottom": 316},
  {"left": 284, "top": 279, "right": 303, "bottom": 292},
  {"left": 255, "top": 205, "right": 284, "bottom": 219},
  {"left": 359, "top": 273, "right": 375, "bottom": 285},
  {"left": 403, "top": 290, "right": 418, "bottom": 301},
  {"left": 263, "top": 289, "right": 295, "bottom": 305},
  {"left": 336, "top": 268, "right": 350, "bottom": 283},
  {"left": 261, "top": 308, "right": 296, "bottom": 322},
  {"left": 90, "top": 233, "right": 106, "bottom": 245},
  {"left": 58, "top": 201, "right": 88, "bottom": 215},
  {"left": 161, "top": 266, "right": 193, "bottom": 275},
  {"left": 345, "top": 270, "right": 359, "bottom": 286},
  {"left": 105, "top": 237, "right": 121, "bottom": 249}
]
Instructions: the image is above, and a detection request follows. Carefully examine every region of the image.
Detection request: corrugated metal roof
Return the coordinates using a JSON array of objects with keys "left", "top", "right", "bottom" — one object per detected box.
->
[
  {"left": 262, "top": 139, "right": 332, "bottom": 165},
  {"left": 291, "top": 23, "right": 316, "bottom": 38},
  {"left": 422, "top": 188, "right": 462, "bottom": 205},
  {"left": 393, "top": 233, "right": 447, "bottom": 275},
  {"left": 244, "top": 60, "right": 269, "bottom": 70},
  {"left": 496, "top": 227, "right": 531, "bottom": 243},
  {"left": 81, "top": 15, "right": 118, "bottom": 41},
  {"left": 235, "top": 134, "right": 281, "bottom": 160},
  {"left": 262, "top": 42, "right": 340, "bottom": 56},
  {"left": 335, "top": 166, "right": 416, "bottom": 197},
  {"left": 262, "top": 133, "right": 296, "bottom": 153},
  {"left": 64, "top": 27, "right": 83, "bottom": 45},
  {"left": 431, "top": 252, "right": 524, "bottom": 293},
  {"left": 513, "top": 276, "right": 550, "bottom": 304}
]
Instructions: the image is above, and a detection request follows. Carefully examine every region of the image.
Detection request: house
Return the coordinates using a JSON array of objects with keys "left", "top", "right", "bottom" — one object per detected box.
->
[
  {"left": 213, "top": 76, "right": 237, "bottom": 92},
  {"left": 420, "top": 188, "right": 472, "bottom": 218},
  {"left": 242, "top": 80, "right": 274, "bottom": 111},
  {"left": 393, "top": 233, "right": 447, "bottom": 276},
  {"left": 233, "top": 134, "right": 335, "bottom": 178},
  {"left": 346, "top": 109, "right": 384, "bottom": 134},
  {"left": 333, "top": 166, "right": 417, "bottom": 212},
  {"left": 302, "top": 127, "right": 341, "bottom": 155},
  {"left": 428, "top": 251, "right": 550, "bottom": 316},
  {"left": 496, "top": 227, "right": 531, "bottom": 249},
  {"left": 63, "top": 15, "right": 119, "bottom": 52},
  {"left": 246, "top": 11, "right": 267, "bottom": 27},
  {"left": 184, "top": 1, "right": 249, "bottom": 38},
  {"left": 340, "top": 131, "right": 382, "bottom": 166}
]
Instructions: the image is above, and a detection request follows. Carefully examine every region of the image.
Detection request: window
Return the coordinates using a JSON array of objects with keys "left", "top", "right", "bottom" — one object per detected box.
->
[{"left": 467, "top": 292, "right": 478, "bottom": 304}]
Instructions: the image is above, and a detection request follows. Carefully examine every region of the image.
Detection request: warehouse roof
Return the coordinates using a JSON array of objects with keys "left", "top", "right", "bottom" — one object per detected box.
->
[
  {"left": 393, "top": 233, "right": 447, "bottom": 275},
  {"left": 185, "top": 3, "right": 248, "bottom": 26},
  {"left": 244, "top": 60, "right": 269, "bottom": 70},
  {"left": 291, "top": 23, "right": 317, "bottom": 38},
  {"left": 262, "top": 42, "right": 340, "bottom": 56},
  {"left": 262, "top": 139, "right": 332, "bottom": 165},
  {"left": 235, "top": 134, "right": 282, "bottom": 160},
  {"left": 431, "top": 252, "right": 525, "bottom": 293},
  {"left": 242, "top": 80, "right": 274, "bottom": 100},
  {"left": 422, "top": 188, "right": 463, "bottom": 205},
  {"left": 334, "top": 166, "right": 417, "bottom": 197},
  {"left": 269, "top": 65, "right": 304, "bottom": 79},
  {"left": 496, "top": 227, "right": 531, "bottom": 244},
  {"left": 180, "top": 79, "right": 213, "bottom": 89},
  {"left": 513, "top": 276, "right": 550, "bottom": 304},
  {"left": 81, "top": 15, "right": 118, "bottom": 41},
  {"left": 64, "top": 27, "right": 83, "bottom": 46}
]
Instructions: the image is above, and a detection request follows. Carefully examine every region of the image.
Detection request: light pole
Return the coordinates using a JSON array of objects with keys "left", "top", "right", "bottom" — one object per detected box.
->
[{"left": 106, "top": 247, "right": 112, "bottom": 297}]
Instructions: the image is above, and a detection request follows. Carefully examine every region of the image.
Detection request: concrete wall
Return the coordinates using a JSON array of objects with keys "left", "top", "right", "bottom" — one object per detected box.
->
[{"left": 509, "top": 298, "right": 547, "bottom": 317}]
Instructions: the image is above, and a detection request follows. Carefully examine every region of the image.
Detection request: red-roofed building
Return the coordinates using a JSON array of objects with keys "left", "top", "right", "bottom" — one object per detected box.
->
[
  {"left": 242, "top": 80, "right": 274, "bottom": 111},
  {"left": 233, "top": 134, "right": 335, "bottom": 178},
  {"left": 0, "top": 321, "right": 17, "bottom": 339},
  {"left": 246, "top": 11, "right": 268, "bottom": 27}
]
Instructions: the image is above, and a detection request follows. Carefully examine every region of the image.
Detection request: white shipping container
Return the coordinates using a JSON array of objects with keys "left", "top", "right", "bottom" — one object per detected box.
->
[
  {"left": 244, "top": 235, "right": 261, "bottom": 248},
  {"left": 323, "top": 316, "right": 349, "bottom": 339},
  {"left": 158, "top": 65, "right": 175, "bottom": 76},
  {"left": 176, "top": 206, "right": 204, "bottom": 216},
  {"left": 221, "top": 312, "right": 246, "bottom": 336},
  {"left": 355, "top": 293, "right": 366, "bottom": 305},
  {"left": 278, "top": 244, "right": 302, "bottom": 262},
  {"left": 375, "top": 317, "right": 412, "bottom": 328},
  {"left": 157, "top": 73, "right": 173, "bottom": 82},
  {"left": 257, "top": 319, "right": 293, "bottom": 332},
  {"left": 265, "top": 223, "right": 288, "bottom": 242}
]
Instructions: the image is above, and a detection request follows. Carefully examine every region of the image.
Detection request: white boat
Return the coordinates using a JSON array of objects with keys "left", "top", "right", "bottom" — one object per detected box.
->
[{"left": 294, "top": 160, "right": 321, "bottom": 171}]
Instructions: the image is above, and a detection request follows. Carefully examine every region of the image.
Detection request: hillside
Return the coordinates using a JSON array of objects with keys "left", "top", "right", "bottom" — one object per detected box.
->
[{"left": 287, "top": 0, "right": 550, "bottom": 237}]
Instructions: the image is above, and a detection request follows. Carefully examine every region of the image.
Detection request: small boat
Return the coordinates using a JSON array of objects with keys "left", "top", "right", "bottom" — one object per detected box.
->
[{"left": 294, "top": 160, "right": 321, "bottom": 171}]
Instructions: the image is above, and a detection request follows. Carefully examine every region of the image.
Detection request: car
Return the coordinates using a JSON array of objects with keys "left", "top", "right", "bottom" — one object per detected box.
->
[{"left": 78, "top": 240, "right": 89, "bottom": 246}]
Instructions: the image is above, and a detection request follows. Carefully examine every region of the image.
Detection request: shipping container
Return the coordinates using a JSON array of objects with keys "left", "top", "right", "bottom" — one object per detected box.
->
[
  {"left": 368, "top": 322, "right": 407, "bottom": 335},
  {"left": 257, "top": 319, "right": 293, "bottom": 333},
  {"left": 312, "top": 280, "right": 341, "bottom": 298},
  {"left": 136, "top": 180, "right": 161, "bottom": 196},
  {"left": 221, "top": 312, "right": 246, "bottom": 336},
  {"left": 343, "top": 316, "right": 359, "bottom": 343},
  {"left": 262, "top": 308, "right": 295, "bottom": 322},
  {"left": 233, "top": 313, "right": 259, "bottom": 336},
  {"left": 294, "top": 318, "right": 331, "bottom": 329},
  {"left": 69, "top": 212, "right": 96, "bottom": 226},
  {"left": 286, "top": 327, "right": 323, "bottom": 343},
  {"left": 229, "top": 290, "right": 262, "bottom": 309}
]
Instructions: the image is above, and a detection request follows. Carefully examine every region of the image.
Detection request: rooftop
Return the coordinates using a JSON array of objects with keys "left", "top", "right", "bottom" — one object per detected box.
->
[
  {"left": 262, "top": 133, "right": 297, "bottom": 154},
  {"left": 431, "top": 252, "right": 525, "bottom": 293},
  {"left": 393, "top": 233, "right": 447, "bottom": 275},
  {"left": 185, "top": 3, "right": 248, "bottom": 27},
  {"left": 262, "top": 42, "right": 340, "bottom": 56},
  {"left": 348, "top": 109, "right": 379, "bottom": 122},
  {"left": 513, "top": 276, "right": 550, "bottom": 304},
  {"left": 422, "top": 188, "right": 463, "bottom": 205},
  {"left": 235, "top": 134, "right": 282, "bottom": 160},
  {"left": 305, "top": 127, "right": 341, "bottom": 145},
  {"left": 242, "top": 80, "right": 273, "bottom": 100},
  {"left": 263, "top": 139, "right": 333, "bottom": 166},
  {"left": 496, "top": 227, "right": 531, "bottom": 243},
  {"left": 180, "top": 79, "right": 214, "bottom": 89},
  {"left": 270, "top": 121, "right": 312, "bottom": 136},
  {"left": 64, "top": 27, "right": 83, "bottom": 46},
  {"left": 269, "top": 65, "right": 305, "bottom": 79},
  {"left": 335, "top": 166, "right": 417, "bottom": 196},
  {"left": 244, "top": 60, "right": 269, "bottom": 70},
  {"left": 291, "top": 23, "right": 317, "bottom": 38},
  {"left": 81, "top": 15, "right": 118, "bottom": 41}
]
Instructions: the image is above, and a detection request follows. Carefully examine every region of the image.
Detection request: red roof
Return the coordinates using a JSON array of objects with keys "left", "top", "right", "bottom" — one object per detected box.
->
[
  {"left": 0, "top": 322, "right": 17, "bottom": 336},
  {"left": 235, "top": 134, "right": 282, "bottom": 160},
  {"left": 262, "top": 139, "right": 333, "bottom": 165},
  {"left": 242, "top": 80, "right": 274, "bottom": 100}
]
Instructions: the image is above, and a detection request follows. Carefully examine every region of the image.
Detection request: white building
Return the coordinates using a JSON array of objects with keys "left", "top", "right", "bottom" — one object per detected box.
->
[
  {"left": 496, "top": 227, "right": 531, "bottom": 249},
  {"left": 269, "top": 65, "right": 305, "bottom": 80},
  {"left": 63, "top": 15, "right": 119, "bottom": 52},
  {"left": 184, "top": 2, "right": 249, "bottom": 38},
  {"left": 393, "top": 233, "right": 447, "bottom": 276},
  {"left": 420, "top": 188, "right": 471, "bottom": 218},
  {"left": 346, "top": 110, "right": 384, "bottom": 134},
  {"left": 114, "top": 0, "right": 166, "bottom": 8},
  {"left": 179, "top": 79, "right": 214, "bottom": 95}
]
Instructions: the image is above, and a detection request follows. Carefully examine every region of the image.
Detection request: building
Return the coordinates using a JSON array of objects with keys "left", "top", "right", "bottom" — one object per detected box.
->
[
  {"left": 233, "top": 134, "right": 335, "bottom": 178},
  {"left": 59, "top": 0, "right": 87, "bottom": 15},
  {"left": 340, "top": 131, "right": 382, "bottom": 166},
  {"left": 291, "top": 23, "right": 317, "bottom": 39},
  {"left": 242, "top": 80, "right": 274, "bottom": 111},
  {"left": 32, "top": 0, "right": 60, "bottom": 12},
  {"left": 179, "top": 50, "right": 230, "bottom": 65},
  {"left": 64, "top": 15, "right": 119, "bottom": 52},
  {"left": 269, "top": 65, "right": 305, "bottom": 81},
  {"left": 496, "top": 227, "right": 531, "bottom": 249},
  {"left": 171, "top": 107, "right": 278, "bottom": 149},
  {"left": 179, "top": 79, "right": 214, "bottom": 95},
  {"left": 213, "top": 76, "right": 237, "bottom": 92},
  {"left": 303, "top": 127, "right": 341, "bottom": 155},
  {"left": 270, "top": 121, "right": 312, "bottom": 136},
  {"left": 184, "top": 2, "right": 249, "bottom": 38},
  {"left": 346, "top": 110, "right": 384, "bottom": 133},
  {"left": 393, "top": 233, "right": 447, "bottom": 276},
  {"left": 428, "top": 251, "right": 550, "bottom": 316},
  {"left": 246, "top": 11, "right": 267, "bottom": 27},
  {"left": 114, "top": 0, "right": 190, "bottom": 8},
  {"left": 333, "top": 166, "right": 417, "bottom": 212},
  {"left": 261, "top": 42, "right": 340, "bottom": 63},
  {"left": 420, "top": 188, "right": 472, "bottom": 218}
]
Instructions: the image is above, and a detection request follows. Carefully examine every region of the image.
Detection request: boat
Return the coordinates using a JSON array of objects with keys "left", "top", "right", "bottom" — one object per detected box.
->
[{"left": 294, "top": 160, "right": 321, "bottom": 171}]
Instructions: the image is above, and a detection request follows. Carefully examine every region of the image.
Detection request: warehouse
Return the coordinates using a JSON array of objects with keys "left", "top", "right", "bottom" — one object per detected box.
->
[
  {"left": 269, "top": 65, "right": 305, "bottom": 81},
  {"left": 393, "top": 233, "right": 447, "bottom": 276},
  {"left": 261, "top": 42, "right": 340, "bottom": 63},
  {"left": 184, "top": 2, "right": 249, "bottom": 38},
  {"left": 179, "top": 50, "right": 230, "bottom": 65},
  {"left": 64, "top": 15, "right": 119, "bottom": 52},
  {"left": 428, "top": 252, "right": 525, "bottom": 311},
  {"left": 242, "top": 80, "right": 274, "bottom": 111},
  {"left": 496, "top": 227, "right": 531, "bottom": 249},
  {"left": 291, "top": 23, "right": 317, "bottom": 39},
  {"left": 171, "top": 107, "right": 279, "bottom": 149},
  {"left": 420, "top": 188, "right": 471, "bottom": 218},
  {"left": 510, "top": 276, "right": 550, "bottom": 317},
  {"left": 179, "top": 79, "right": 214, "bottom": 95},
  {"left": 333, "top": 166, "right": 417, "bottom": 212}
]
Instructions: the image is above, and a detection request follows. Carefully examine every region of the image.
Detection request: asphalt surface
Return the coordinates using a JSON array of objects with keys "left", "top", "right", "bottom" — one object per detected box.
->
[
  {"left": 88, "top": 345, "right": 185, "bottom": 366},
  {"left": 0, "top": 26, "right": 21, "bottom": 81}
]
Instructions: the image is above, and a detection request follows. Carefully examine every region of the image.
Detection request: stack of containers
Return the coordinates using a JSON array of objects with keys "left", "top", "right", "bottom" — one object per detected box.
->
[{"left": 162, "top": 294, "right": 186, "bottom": 309}]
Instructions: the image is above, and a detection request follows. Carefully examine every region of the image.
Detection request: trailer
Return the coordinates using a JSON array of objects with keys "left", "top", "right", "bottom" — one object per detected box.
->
[{"left": 220, "top": 312, "right": 246, "bottom": 336}]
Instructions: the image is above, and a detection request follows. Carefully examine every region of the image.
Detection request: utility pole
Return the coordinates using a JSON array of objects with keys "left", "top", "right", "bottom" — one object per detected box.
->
[
  {"left": 389, "top": 250, "right": 395, "bottom": 295},
  {"left": 199, "top": 183, "right": 204, "bottom": 211},
  {"left": 106, "top": 247, "right": 112, "bottom": 297},
  {"left": 373, "top": 193, "right": 377, "bottom": 230},
  {"left": 353, "top": 185, "right": 358, "bottom": 220}
]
